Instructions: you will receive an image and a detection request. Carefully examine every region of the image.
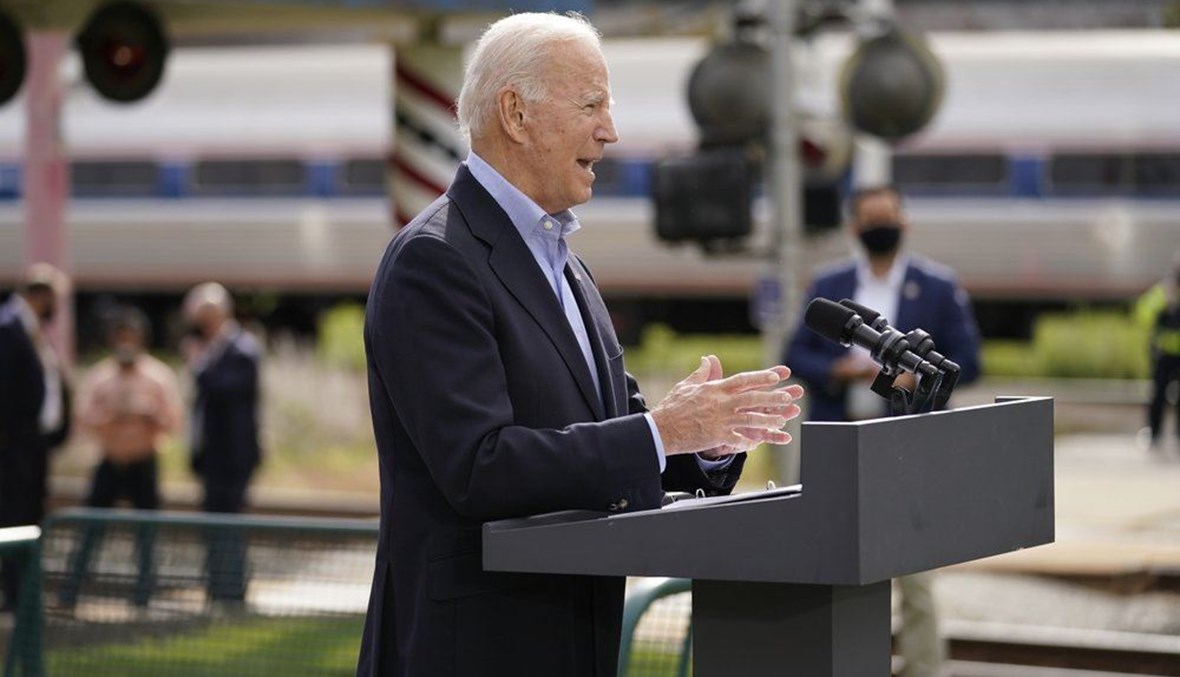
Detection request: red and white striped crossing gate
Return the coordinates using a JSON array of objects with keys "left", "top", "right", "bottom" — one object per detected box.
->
[{"left": 389, "top": 44, "right": 467, "bottom": 228}]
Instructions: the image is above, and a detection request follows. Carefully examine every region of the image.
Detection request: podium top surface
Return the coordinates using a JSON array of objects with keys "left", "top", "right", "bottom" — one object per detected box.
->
[{"left": 483, "top": 396, "right": 1055, "bottom": 585}]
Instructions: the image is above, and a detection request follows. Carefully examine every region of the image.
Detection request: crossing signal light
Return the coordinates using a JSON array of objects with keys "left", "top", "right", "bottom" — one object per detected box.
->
[
  {"left": 841, "top": 27, "right": 945, "bottom": 142},
  {"left": 77, "top": 2, "right": 169, "bottom": 103},
  {"left": 0, "top": 9, "right": 26, "bottom": 106}
]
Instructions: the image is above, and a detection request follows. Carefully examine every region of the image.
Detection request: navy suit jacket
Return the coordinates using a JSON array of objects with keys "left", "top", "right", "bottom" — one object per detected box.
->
[
  {"left": 783, "top": 256, "right": 982, "bottom": 422},
  {"left": 357, "top": 165, "right": 742, "bottom": 677},
  {"left": 0, "top": 296, "right": 68, "bottom": 527},
  {"left": 191, "top": 329, "right": 261, "bottom": 481}
]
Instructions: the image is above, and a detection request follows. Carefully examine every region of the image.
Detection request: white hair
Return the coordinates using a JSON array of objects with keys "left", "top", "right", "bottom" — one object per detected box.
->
[
  {"left": 457, "top": 12, "right": 602, "bottom": 145},
  {"left": 184, "top": 281, "right": 233, "bottom": 318}
]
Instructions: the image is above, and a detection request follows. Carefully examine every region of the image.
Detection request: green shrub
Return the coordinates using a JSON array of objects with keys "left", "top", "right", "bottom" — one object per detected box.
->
[
  {"left": 982, "top": 310, "right": 1151, "bottom": 380},
  {"left": 317, "top": 303, "right": 367, "bottom": 371},
  {"left": 981, "top": 340, "right": 1042, "bottom": 379},
  {"left": 1033, "top": 311, "right": 1150, "bottom": 379},
  {"left": 625, "top": 324, "right": 765, "bottom": 377}
]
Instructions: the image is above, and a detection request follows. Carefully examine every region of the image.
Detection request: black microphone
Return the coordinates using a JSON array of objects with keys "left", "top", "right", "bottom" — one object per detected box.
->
[
  {"left": 803, "top": 298, "right": 937, "bottom": 379},
  {"left": 837, "top": 299, "right": 888, "bottom": 331},
  {"left": 838, "top": 299, "right": 959, "bottom": 375}
]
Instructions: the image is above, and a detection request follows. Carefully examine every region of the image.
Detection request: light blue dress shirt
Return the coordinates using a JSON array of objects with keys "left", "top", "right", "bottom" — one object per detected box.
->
[{"left": 466, "top": 152, "right": 731, "bottom": 474}]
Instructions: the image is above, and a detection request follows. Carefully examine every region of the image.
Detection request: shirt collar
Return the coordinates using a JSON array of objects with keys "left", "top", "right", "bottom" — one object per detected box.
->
[
  {"left": 465, "top": 151, "right": 581, "bottom": 242},
  {"left": 12, "top": 294, "right": 40, "bottom": 337},
  {"left": 855, "top": 251, "right": 910, "bottom": 290}
]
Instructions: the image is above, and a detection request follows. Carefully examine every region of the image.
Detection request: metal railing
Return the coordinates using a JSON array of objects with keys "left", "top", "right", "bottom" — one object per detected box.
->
[
  {"left": 35, "top": 508, "right": 378, "bottom": 677},
  {"left": 1, "top": 526, "right": 43, "bottom": 677},
  {"left": 618, "top": 577, "right": 692, "bottom": 677},
  {"left": 10, "top": 509, "right": 695, "bottom": 676}
]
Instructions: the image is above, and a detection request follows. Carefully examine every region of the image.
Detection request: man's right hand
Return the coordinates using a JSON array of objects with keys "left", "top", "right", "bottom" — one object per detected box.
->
[
  {"left": 181, "top": 336, "right": 207, "bottom": 365},
  {"left": 649, "top": 355, "right": 804, "bottom": 457},
  {"left": 831, "top": 354, "right": 878, "bottom": 383}
]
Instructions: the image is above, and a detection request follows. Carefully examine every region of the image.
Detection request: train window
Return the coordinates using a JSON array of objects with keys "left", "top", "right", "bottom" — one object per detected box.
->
[
  {"left": 1048, "top": 154, "right": 1127, "bottom": 191},
  {"left": 340, "top": 158, "right": 386, "bottom": 195},
  {"left": 892, "top": 154, "right": 1007, "bottom": 191},
  {"left": 72, "top": 160, "right": 159, "bottom": 197},
  {"left": 194, "top": 159, "right": 307, "bottom": 195},
  {"left": 1049, "top": 153, "right": 1180, "bottom": 195},
  {"left": 1132, "top": 154, "right": 1180, "bottom": 194}
]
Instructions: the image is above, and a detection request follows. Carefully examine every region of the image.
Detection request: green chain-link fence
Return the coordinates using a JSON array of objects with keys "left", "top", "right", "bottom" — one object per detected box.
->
[
  {"left": 5, "top": 509, "right": 696, "bottom": 677},
  {"left": 2, "top": 525, "right": 44, "bottom": 677},
  {"left": 35, "top": 509, "right": 377, "bottom": 677}
]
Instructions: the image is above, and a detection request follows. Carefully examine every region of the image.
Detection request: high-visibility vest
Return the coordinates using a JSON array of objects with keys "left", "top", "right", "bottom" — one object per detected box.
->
[{"left": 1155, "top": 305, "right": 1180, "bottom": 356}]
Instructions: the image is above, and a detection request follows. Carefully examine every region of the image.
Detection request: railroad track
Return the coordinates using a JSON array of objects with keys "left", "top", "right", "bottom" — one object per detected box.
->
[{"left": 940, "top": 620, "right": 1180, "bottom": 676}]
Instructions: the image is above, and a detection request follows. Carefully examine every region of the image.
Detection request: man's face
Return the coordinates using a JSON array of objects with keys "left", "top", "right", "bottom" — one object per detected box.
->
[
  {"left": 515, "top": 39, "right": 619, "bottom": 214},
  {"left": 852, "top": 191, "right": 907, "bottom": 256},
  {"left": 853, "top": 191, "right": 904, "bottom": 233},
  {"left": 111, "top": 327, "right": 144, "bottom": 367},
  {"left": 29, "top": 289, "right": 57, "bottom": 325},
  {"left": 187, "top": 303, "right": 222, "bottom": 339}
]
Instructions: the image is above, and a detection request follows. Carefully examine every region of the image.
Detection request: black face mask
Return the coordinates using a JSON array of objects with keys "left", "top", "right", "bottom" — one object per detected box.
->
[{"left": 858, "top": 223, "right": 902, "bottom": 256}]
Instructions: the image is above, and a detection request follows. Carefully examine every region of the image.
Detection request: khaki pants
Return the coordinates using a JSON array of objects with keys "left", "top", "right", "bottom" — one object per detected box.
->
[{"left": 897, "top": 572, "right": 946, "bottom": 677}]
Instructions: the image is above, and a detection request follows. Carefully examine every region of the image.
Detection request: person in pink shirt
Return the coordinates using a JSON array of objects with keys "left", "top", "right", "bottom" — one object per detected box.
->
[{"left": 60, "top": 306, "right": 182, "bottom": 610}]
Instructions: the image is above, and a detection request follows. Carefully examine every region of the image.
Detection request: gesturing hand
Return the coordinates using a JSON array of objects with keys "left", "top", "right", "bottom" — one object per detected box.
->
[{"left": 649, "top": 355, "right": 805, "bottom": 457}]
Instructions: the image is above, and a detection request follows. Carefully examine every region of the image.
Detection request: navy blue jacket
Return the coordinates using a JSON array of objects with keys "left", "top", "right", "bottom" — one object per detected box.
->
[
  {"left": 783, "top": 256, "right": 982, "bottom": 422},
  {"left": 357, "top": 165, "right": 741, "bottom": 677},
  {"left": 191, "top": 329, "right": 261, "bottom": 480},
  {"left": 0, "top": 296, "right": 69, "bottom": 528}
]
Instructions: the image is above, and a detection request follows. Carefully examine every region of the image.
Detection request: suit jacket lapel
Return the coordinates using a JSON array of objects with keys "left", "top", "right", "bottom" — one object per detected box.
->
[
  {"left": 565, "top": 259, "right": 618, "bottom": 419},
  {"left": 894, "top": 263, "right": 920, "bottom": 331},
  {"left": 447, "top": 165, "right": 605, "bottom": 420}
]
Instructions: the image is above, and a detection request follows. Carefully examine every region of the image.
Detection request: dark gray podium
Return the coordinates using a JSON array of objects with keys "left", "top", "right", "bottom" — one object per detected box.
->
[{"left": 483, "top": 397, "right": 1055, "bottom": 676}]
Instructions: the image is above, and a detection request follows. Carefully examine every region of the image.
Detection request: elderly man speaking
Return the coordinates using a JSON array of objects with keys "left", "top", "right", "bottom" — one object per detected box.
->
[{"left": 357, "top": 12, "right": 804, "bottom": 677}]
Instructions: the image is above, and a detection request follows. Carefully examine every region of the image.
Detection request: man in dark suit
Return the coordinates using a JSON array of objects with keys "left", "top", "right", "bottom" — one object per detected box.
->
[
  {"left": 183, "top": 282, "right": 261, "bottom": 602},
  {"left": 784, "top": 184, "right": 982, "bottom": 677},
  {"left": 0, "top": 263, "right": 71, "bottom": 612},
  {"left": 357, "top": 12, "right": 805, "bottom": 677},
  {"left": 784, "top": 185, "right": 981, "bottom": 423}
]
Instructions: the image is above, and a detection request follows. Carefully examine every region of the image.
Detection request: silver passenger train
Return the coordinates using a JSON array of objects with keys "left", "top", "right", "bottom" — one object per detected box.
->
[{"left": 1, "top": 31, "right": 1177, "bottom": 311}]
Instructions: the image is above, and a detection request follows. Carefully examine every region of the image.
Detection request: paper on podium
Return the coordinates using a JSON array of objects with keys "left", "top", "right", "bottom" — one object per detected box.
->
[{"left": 655, "top": 484, "right": 803, "bottom": 512}]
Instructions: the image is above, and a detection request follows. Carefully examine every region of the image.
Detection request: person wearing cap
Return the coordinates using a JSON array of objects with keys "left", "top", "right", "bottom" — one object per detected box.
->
[
  {"left": 0, "top": 263, "right": 72, "bottom": 612},
  {"left": 59, "top": 305, "right": 183, "bottom": 609}
]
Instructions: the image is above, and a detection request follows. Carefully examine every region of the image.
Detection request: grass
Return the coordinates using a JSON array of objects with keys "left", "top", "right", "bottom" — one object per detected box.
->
[
  {"left": 46, "top": 615, "right": 363, "bottom": 677},
  {"left": 43, "top": 615, "right": 682, "bottom": 677},
  {"left": 625, "top": 644, "right": 692, "bottom": 676}
]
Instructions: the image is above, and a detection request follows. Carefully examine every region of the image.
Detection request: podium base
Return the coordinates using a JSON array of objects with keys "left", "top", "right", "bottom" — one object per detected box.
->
[{"left": 694, "top": 580, "right": 892, "bottom": 676}]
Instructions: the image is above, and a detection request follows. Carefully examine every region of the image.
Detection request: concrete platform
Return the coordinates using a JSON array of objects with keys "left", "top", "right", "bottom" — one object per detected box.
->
[{"left": 954, "top": 433, "right": 1180, "bottom": 579}]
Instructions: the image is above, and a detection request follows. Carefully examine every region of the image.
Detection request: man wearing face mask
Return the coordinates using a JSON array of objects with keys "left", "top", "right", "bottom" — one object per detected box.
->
[
  {"left": 784, "top": 184, "right": 981, "bottom": 421},
  {"left": 0, "top": 263, "right": 72, "bottom": 612},
  {"left": 60, "top": 306, "right": 182, "bottom": 609},
  {"left": 1135, "top": 249, "right": 1180, "bottom": 448},
  {"left": 182, "top": 282, "right": 262, "bottom": 604},
  {"left": 783, "top": 185, "right": 981, "bottom": 677}
]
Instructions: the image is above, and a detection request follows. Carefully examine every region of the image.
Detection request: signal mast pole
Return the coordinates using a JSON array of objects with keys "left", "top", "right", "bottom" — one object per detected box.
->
[
  {"left": 765, "top": 0, "right": 803, "bottom": 483},
  {"left": 24, "top": 28, "right": 73, "bottom": 365},
  {"left": 853, "top": 0, "right": 894, "bottom": 188}
]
